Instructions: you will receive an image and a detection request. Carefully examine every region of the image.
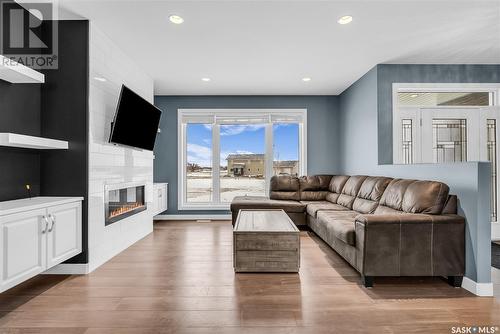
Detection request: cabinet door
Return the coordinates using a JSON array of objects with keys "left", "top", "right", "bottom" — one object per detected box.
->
[
  {"left": 46, "top": 201, "right": 82, "bottom": 268},
  {"left": 152, "top": 185, "right": 160, "bottom": 215},
  {"left": 0, "top": 209, "right": 47, "bottom": 292},
  {"left": 160, "top": 184, "right": 168, "bottom": 212}
]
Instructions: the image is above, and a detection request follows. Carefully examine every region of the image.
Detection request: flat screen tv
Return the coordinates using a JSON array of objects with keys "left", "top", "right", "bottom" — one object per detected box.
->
[{"left": 109, "top": 85, "right": 162, "bottom": 151}]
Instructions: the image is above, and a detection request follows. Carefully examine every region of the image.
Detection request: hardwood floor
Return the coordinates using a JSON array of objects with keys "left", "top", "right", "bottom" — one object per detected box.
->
[{"left": 0, "top": 220, "right": 499, "bottom": 333}]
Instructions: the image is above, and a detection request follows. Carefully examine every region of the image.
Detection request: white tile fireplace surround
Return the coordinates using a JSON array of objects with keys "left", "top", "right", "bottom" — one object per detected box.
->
[{"left": 85, "top": 23, "right": 155, "bottom": 273}]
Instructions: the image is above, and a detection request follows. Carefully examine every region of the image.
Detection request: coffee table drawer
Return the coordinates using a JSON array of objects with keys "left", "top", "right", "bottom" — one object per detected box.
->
[
  {"left": 235, "top": 234, "right": 299, "bottom": 251},
  {"left": 234, "top": 250, "right": 299, "bottom": 272}
]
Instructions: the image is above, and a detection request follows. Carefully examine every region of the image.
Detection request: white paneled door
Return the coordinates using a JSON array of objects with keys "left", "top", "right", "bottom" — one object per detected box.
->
[
  {"left": 0, "top": 209, "right": 47, "bottom": 292},
  {"left": 396, "top": 106, "right": 500, "bottom": 226},
  {"left": 46, "top": 202, "right": 82, "bottom": 268}
]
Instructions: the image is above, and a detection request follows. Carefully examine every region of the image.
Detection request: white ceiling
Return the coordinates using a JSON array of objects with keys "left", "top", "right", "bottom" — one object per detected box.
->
[{"left": 56, "top": 0, "right": 500, "bottom": 95}]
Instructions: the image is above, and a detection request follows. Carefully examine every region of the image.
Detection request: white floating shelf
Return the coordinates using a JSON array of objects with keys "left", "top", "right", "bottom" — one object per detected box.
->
[
  {"left": 0, "top": 133, "right": 68, "bottom": 150},
  {"left": 0, "top": 55, "right": 45, "bottom": 83}
]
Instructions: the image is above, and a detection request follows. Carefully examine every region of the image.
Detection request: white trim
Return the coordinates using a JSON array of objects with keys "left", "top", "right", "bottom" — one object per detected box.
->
[
  {"left": 42, "top": 263, "right": 89, "bottom": 275},
  {"left": 461, "top": 276, "right": 494, "bottom": 296},
  {"left": 178, "top": 108, "right": 307, "bottom": 211},
  {"left": 155, "top": 214, "right": 232, "bottom": 221}
]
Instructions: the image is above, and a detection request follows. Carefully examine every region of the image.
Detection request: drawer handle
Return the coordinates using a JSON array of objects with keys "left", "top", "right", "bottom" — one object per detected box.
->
[{"left": 48, "top": 214, "right": 56, "bottom": 232}]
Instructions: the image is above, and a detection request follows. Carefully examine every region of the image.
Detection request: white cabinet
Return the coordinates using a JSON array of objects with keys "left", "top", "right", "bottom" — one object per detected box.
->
[
  {"left": 0, "top": 198, "right": 82, "bottom": 293},
  {"left": 152, "top": 183, "right": 168, "bottom": 216},
  {"left": 0, "top": 209, "right": 47, "bottom": 292},
  {"left": 46, "top": 202, "right": 82, "bottom": 268}
]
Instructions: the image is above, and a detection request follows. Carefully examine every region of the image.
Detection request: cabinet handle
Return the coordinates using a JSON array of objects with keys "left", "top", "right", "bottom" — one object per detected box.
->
[
  {"left": 42, "top": 216, "right": 49, "bottom": 234},
  {"left": 48, "top": 214, "right": 55, "bottom": 232}
]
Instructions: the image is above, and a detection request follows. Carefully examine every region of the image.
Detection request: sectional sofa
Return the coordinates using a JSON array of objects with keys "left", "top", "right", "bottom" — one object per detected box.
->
[{"left": 231, "top": 175, "right": 465, "bottom": 287}]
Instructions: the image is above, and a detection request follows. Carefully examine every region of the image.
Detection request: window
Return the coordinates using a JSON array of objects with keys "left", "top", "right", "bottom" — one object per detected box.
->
[
  {"left": 186, "top": 123, "right": 212, "bottom": 203},
  {"left": 179, "top": 109, "right": 307, "bottom": 210},
  {"left": 398, "top": 92, "right": 493, "bottom": 107},
  {"left": 273, "top": 123, "right": 300, "bottom": 176}
]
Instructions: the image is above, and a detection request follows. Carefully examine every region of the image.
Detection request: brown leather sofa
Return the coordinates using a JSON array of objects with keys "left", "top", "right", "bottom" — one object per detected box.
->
[{"left": 231, "top": 175, "right": 465, "bottom": 287}]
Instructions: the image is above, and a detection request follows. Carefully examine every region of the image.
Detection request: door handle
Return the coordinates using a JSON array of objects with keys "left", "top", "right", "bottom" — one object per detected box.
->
[
  {"left": 48, "top": 214, "right": 55, "bottom": 232},
  {"left": 42, "top": 216, "right": 49, "bottom": 234}
]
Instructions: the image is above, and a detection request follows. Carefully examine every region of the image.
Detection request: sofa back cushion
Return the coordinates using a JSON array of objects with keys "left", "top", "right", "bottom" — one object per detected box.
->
[
  {"left": 326, "top": 175, "right": 350, "bottom": 203},
  {"left": 375, "top": 178, "right": 450, "bottom": 215},
  {"left": 402, "top": 180, "right": 450, "bottom": 214},
  {"left": 299, "top": 175, "right": 332, "bottom": 201},
  {"left": 352, "top": 176, "right": 393, "bottom": 214},
  {"left": 375, "top": 178, "right": 414, "bottom": 214},
  {"left": 337, "top": 175, "right": 368, "bottom": 209},
  {"left": 270, "top": 175, "right": 300, "bottom": 201}
]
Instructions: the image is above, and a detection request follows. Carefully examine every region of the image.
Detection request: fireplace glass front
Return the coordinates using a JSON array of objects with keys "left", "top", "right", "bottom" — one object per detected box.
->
[{"left": 105, "top": 184, "right": 146, "bottom": 225}]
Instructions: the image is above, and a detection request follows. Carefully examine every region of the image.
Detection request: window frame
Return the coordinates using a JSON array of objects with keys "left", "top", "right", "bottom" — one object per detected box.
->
[{"left": 178, "top": 109, "right": 307, "bottom": 210}]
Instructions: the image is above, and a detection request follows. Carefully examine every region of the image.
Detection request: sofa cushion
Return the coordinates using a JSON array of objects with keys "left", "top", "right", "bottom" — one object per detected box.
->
[
  {"left": 301, "top": 201, "right": 349, "bottom": 217},
  {"left": 326, "top": 175, "right": 350, "bottom": 203},
  {"left": 352, "top": 176, "right": 393, "bottom": 214},
  {"left": 402, "top": 180, "right": 450, "bottom": 214},
  {"left": 270, "top": 175, "right": 300, "bottom": 201},
  {"left": 375, "top": 178, "right": 450, "bottom": 215},
  {"left": 299, "top": 175, "right": 332, "bottom": 201},
  {"left": 374, "top": 178, "right": 415, "bottom": 214},
  {"left": 317, "top": 210, "right": 360, "bottom": 221},
  {"left": 317, "top": 211, "right": 356, "bottom": 246},
  {"left": 231, "top": 196, "right": 305, "bottom": 213},
  {"left": 337, "top": 175, "right": 368, "bottom": 209}
]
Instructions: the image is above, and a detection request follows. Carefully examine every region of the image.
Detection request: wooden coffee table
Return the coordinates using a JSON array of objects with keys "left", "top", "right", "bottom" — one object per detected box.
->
[{"left": 233, "top": 209, "right": 300, "bottom": 273}]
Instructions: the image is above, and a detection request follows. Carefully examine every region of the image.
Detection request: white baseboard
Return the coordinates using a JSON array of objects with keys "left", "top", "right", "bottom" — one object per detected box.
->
[
  {"left": 154, "top": 214, "right": 232, "bottom": 221},
  {"left": 42, "top": 263, "right": 89, "bottom": 275},
  {"left": 461, "top": 277, "right": 494, "bottom": 296}
]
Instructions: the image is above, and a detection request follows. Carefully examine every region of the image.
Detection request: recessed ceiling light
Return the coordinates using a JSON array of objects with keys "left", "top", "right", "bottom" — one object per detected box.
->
[
  {"left": 201, "top": 77, "right": 211, "bottom": 82},
  {"left": 93, "top": 76, "right": 107, "bottom": 82},
  {"left": 169, "top": 15, "right": 184, "bottom": 24},
  {"left": 302, "top": 77, "right": 311, "bottom": 82},
  {"left": 337, "top": 15, "right": 353, "bottom": 25},
  {"left": 410, "top": 94, "right": 419, "bottom": 98}
]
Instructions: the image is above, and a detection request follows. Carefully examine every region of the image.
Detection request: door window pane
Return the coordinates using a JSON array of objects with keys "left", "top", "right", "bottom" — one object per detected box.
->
[
  {"left": 273, "top": 123, "right": 299, "bottom": 176},
  {"left": 488, "top": 119, "right": 497, "bottom": 222},
  {"left": 186, "top": 124, "right": 212, "bottom": 202},
  {"left": 398, "top": 92, "right": 491, "bottom": 106},
  {"left": 432, "top": 119, "right": 467, "bottom": 163},
  {"left": 401, "top": 119, "right": 413, "bottom": 164},
  {"left": 220, "top": 124, "right": 266, "bottom": 203}
]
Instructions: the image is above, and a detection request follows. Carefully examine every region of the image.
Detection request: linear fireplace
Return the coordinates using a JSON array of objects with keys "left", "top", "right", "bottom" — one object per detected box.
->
[{"left": 105, "top": 183, "right": 147, "bottom": 226}]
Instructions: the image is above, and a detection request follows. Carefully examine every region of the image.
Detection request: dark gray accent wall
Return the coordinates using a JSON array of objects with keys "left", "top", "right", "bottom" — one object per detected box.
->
[
  {"left": 338, "top": 64, "right": 497, "bottom": 284},
  {"left": 377, "top": 64, "right": 500, "bottom": 164},
  {"left": 0, "top": 75, "right": 42, "bottom": 201},
  {"left": 153, "top": 96, "right": 340, "bottom": 215},
  {"left": 41, "top": 20, "right": 89, "bottom": 264}
]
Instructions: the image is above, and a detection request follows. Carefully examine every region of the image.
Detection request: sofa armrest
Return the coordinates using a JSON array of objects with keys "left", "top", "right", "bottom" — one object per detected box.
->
[{"left": 354, "top": 214, "right": 465, "bottom": 277}]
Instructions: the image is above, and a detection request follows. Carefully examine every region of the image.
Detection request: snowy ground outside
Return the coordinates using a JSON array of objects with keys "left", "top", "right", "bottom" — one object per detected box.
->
[{"left": 187, "top": 171, "right": 265, "bottom": 202}]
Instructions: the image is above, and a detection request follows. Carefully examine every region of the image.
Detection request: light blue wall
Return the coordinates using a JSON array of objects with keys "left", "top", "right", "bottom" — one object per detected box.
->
[
  {"left": 153, "top": 96, "right": 340, "bottom": 215},
  {"left": 338, "top": 64, "right": 494, "bottom": 283}
]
